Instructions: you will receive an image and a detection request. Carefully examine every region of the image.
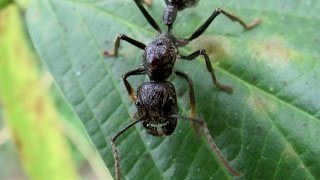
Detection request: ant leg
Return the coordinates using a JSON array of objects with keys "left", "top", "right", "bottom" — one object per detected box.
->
[
  {"left": 111, "top": 120, "right": 141, "bottom": 180},
  {"left": 104, "top": 34, "right": 146, "bottom": 57},
  {"left": 174, "top": 70, "right": 196, "bottom": 118},
  {"left": 143, "top": 0, "right": 152, "bottom": 6},
  {"left": 179, "top": 49, "right": 233, "bottom": 93},
  {"left": 133, "top": 0, "right": 161, "bottom": 33},
  {"left": 170, "top": 115, "right": 242, "bottom": 176},
  {"left": 177, "top": 8, "right": 261, "bottom": 45},
  {"left": 123, "top": 68, "right": 146, "bottom": 102}
]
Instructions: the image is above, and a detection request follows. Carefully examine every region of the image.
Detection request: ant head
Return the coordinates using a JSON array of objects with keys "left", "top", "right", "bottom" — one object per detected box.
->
[
  {"left": 135, "top": 81, "right": 179, "bottom": 136},
  {"left": 143, "top": 34, "right": 177, "bottom": 81}
]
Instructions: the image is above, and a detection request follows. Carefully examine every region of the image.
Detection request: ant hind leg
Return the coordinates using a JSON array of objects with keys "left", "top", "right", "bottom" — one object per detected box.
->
[
  {"left": 170, "top": 115, "right": 242, "bottom": 176},
  {"left": 179, "top": 49, "right": 233, "bottom": 93}
]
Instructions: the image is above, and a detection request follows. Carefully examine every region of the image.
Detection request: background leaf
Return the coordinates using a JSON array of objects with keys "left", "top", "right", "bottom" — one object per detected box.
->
[
  {"left": 0, "top": 5, "right": 78, "bottom": 180},
  {"left": 26, "top": 0, "right": 320, "bottom": 179}
]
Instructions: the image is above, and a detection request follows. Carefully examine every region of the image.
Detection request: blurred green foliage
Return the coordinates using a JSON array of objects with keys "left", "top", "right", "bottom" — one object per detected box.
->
[{"left": 0, "top": 0, "right": 12, "bottom": 9}]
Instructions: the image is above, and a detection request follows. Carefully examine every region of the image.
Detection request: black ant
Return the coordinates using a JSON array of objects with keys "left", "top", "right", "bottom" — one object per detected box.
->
[
  {"left": 105, "top": 0, "right": 261, "bottom": 179},
  {"left": 111, "top": 79, "right": 242, "bottom": 180}
]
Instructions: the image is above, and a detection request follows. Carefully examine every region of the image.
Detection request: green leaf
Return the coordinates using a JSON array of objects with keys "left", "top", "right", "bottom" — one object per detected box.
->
[
  {"left": 0, "top": 5, "right": 78, "bottom": 180},
  {"left": 26, "top": 0, "right": 320, "bottom": 179}
]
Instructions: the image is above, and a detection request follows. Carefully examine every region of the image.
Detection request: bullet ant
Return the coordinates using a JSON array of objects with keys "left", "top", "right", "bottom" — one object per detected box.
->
[{"left": 105, "top": 0, "right": 261, "bottom": 179}]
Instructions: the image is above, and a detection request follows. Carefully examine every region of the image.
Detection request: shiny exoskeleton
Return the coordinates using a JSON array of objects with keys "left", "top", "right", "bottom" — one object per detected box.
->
[
  {"left": 143, "top": 33, "right": 178, "bottom": 81},
  {"left": 135, "top": 81, "right": 178, "bottom": 136},
  {"left": 106, "top": 0, "right": 261, "bottom": 179}
]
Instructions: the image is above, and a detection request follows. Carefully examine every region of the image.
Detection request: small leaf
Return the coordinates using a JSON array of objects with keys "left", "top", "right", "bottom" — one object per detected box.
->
[{"left": 26, "top": 0, "right": 320, "bottom": 179}]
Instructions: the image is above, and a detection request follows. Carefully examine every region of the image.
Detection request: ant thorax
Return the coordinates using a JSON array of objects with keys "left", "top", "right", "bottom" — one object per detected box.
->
[
  {"left": 143, "top": 33, "right": 178, "bottom": 81},
  {"left": 135, "top": 81, "right": 178, "bottom": 136}
]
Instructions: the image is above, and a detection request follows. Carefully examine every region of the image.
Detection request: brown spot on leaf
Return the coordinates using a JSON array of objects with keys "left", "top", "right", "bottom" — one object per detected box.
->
[
  {"left": 251, "top": 36, "right": 299, "bottom": 66},
  {"left": 247, "top": 93, "right": 276, "bottom": 113},
  {"left": 190, "top": 35, "right": 231, "bottom": 62},
  {"left": 248, "top": 94, "right": 266, "bottom": 112}
]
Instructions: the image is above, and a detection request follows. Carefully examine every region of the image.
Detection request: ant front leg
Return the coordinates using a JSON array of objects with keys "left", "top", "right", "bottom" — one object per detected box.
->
[
  {"left": 104, "top": 34, "right": 146, "bottom": 57},
  {"left": 133, "top": 0, "right": 161, "bottom": 33},
  {"left": 174, "top": 69, "right": 196, "bottom": 118},
  {"left": 179, "top": 49, "right": 233, "bottom": 93},
  {"left": 122, "top": 68, "right": 146, "bottom": 102},
  {"left": 177, "top": 8, "right": 261, "bottom": 45},
  {"left": 111, "top": 120, "right": 141, "bottom": 180}
]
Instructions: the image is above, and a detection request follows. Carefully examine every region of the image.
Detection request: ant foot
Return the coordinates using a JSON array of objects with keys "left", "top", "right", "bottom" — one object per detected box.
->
[
  {"left": 216, "top": 83, "right": 233, "bottom": 94},
  {"left": 103, "top": 50, "right": 116, "bottom": 57},
  {"left": 245, "top": 18, "right": 262, "bottom": 30}
]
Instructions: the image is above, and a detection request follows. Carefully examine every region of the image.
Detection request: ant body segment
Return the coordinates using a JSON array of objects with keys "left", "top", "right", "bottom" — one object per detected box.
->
[{"left": 105, "top": 0, "right": 261, "bottom": 179}]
